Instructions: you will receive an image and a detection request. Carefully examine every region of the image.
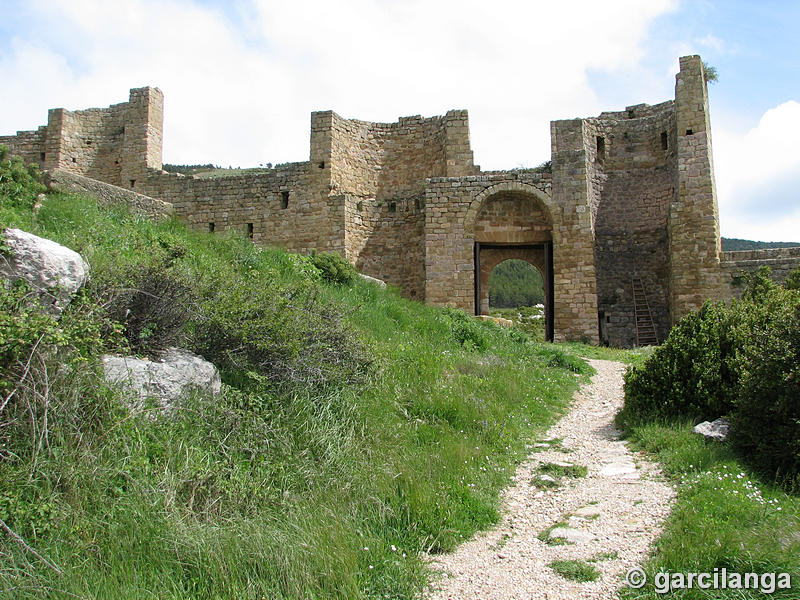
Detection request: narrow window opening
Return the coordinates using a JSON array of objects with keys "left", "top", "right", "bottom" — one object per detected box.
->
[
  {"left": 661, "top": 131, "right": 668, "bottom": 150},
  {"left": 415, "top": 198, "right": 422, "bottom": 211},
  {"left": 318, "top": 161, "right": 325, "bottom": 169},
  {"left": 410, "top": 290, "right": 417, "bottom": 298},
  {"left": 246, "top": 223, "right": 254, "bottom": 239},
  {"left": 389, "top": 201, "right": 397, "bottom": 213},
  {"left": 86, "top": 139, "right": 92, "bottom": 146},
  {"left": 281, "top": 191, "right": 290, "bottom": 209},
  {"left": 686, "top": 128, "right": 693, "bottom": 136},
  {"left": 129, "top": 179, "right": 136, "bottom": 188},
  {"left": 356, "top": 201, "right": 363, "bottom": 212},
  {"left": 208, "top": 222, "right": 215, "bottom": 233},
  {"left": 72, "top": 157, "right": 77, "bottom": 163},
  {"left": 40, "top": 152, "right": 45, "bottom": 161},
  {"left": 596, "top": 136, "right": 605, "bottom": 160}
]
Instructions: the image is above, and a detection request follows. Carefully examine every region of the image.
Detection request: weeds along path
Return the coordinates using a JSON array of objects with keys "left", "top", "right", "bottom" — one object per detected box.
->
[{"left": 425, "top": 359, "right": 676, "bottom": 600}]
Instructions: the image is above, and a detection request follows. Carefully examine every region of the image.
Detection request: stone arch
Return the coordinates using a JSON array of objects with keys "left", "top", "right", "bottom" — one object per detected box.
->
[{"left": 465, "top": 182, "right": 556, "bottom": 237}]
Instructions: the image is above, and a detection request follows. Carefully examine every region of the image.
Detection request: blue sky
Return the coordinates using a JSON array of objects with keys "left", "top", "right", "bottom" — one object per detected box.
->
[{"left": 1, "top": 0, "right": 798, "bottom": 242}]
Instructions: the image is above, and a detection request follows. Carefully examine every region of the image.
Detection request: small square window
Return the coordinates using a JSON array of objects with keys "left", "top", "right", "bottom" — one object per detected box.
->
[
  {"left": 208, "top": 222, "right": 215, "bottom": 233},
  {"left": 389, "top": 201, "right": 397, "bottom": 213},
  {"left": 686, "top": 129, "right": 693, "bottom": 136},
  {"left": 129, "top": 179, "right": 136, "bottom": 188},
  {"left": 40, "top": 152, "right": 46, "bottom": 161}
]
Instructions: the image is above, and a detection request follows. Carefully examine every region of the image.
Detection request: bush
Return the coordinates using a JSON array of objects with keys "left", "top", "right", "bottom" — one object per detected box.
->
[
  {"left": 192, "top": 272, "right": 370, "bottom": 389},
  {"left": 103, "top": 263, "right": 196, "bottom": 357},
  {"left": 441, "top": 307, "right": 489, "bottom": 351},
  {"left": 309, "top": 251, "right": 357, "bottom": 286},
  {"left": 729, "top": 284, "right": 800, "bottom": 482},
  {"left": 0, "top": 145, "right": 45, "bottom": 212},
  {"left": 620, "top": 300, "right": 739, "bottom": 426}
]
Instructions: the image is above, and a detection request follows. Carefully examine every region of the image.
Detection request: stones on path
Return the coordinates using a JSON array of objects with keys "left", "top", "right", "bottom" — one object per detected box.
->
[
  {"left": 548, "top": 527, "right": 592, "bottom": 545},
  {"left": 426, "top": 359, "right": 677, "bottom": 600}
]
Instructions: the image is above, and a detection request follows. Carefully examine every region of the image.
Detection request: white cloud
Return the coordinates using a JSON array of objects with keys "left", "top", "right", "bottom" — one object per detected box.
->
[
  {"left": 715, "top": 101, "right": 800, "bottom": 242},
  {"left": 1, "top": 0, "right": 675, "bottom": 170}
]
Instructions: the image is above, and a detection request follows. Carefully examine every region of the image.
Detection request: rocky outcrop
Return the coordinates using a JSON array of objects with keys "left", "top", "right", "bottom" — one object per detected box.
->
[
  {"left": 102, "top": 348, "right": 221, "bottom": 412},
  {"left": 692, "top": 417, "right": 730, "bottom": 442},
  {"left": 0, "top": 228, "right": 90, "bottom": 314}
]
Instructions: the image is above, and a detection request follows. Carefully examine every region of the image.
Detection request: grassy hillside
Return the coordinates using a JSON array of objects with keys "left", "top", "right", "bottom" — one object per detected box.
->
[{"left": 0, "top": 148, "right": 588, "bottom": 599}]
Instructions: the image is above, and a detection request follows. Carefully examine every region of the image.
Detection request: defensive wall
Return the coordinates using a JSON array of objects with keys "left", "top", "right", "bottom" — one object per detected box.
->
[{"left": 3, "top": 55, "right": 799, "bottom": 347}]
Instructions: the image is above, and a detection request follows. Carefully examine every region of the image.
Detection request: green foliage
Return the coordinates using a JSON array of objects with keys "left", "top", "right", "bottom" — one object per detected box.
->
[
  {"left": 620, "top": 300, "right": 739, "bottom": 425},
  {"left": 548, "top": 559, "right": 600, "bottom": 582},
  {"left": 722, "top": 237, "right": 800, "bottom": 251},
  {"left": 702, "top": 61, "right": 719, "bottom": 84},
  {"left": 729, "top": 283, "right": 800, "bottom": 483},
  {"left": 0, "top": 157, "right": 588, "bottom": 598},
  {"left": 193, "top": 272, "right": 370, "bottom": 389},
  {"left": 621, "top": 422, "right": 799, "bottom": 600},
  {"left": 620, "top": 266, "right": 800, "bottom": 484},
  {"left": 104, "top": 262, "right": 195, "bottom": 357},
  {"left": 310, "top": 250, "right": 358, "bottom": 286},
  {"left": 441, "top": 307, "right": 490, "bottom": 351},
  {"left": 0, "top": 145, "right": 45, "bottom": 216},
  {"left": 785, "top": 265, "right": 800, "bottom": 290},
  {"left": 488, "top": 259, "right": 544, "bottom": 308}
]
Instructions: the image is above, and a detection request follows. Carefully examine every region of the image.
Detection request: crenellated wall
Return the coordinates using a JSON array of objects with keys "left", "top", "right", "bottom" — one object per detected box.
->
[{"left": 5, "top": 55, "right": 799, "bottom": 347}]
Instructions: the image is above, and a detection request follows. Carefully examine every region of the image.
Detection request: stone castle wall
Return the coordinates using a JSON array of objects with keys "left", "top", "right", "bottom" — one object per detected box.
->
[
  {"left": 582, "top": 101, "right": 677, "bottom": 347},
  {"left": 4, "top": 55, "right": 800, "bottom": 347}
]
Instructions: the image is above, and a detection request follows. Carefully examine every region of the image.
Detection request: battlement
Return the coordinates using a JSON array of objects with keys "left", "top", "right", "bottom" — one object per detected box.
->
[{"left": 4, "top": 56, "right": 797, "bottom": 347}]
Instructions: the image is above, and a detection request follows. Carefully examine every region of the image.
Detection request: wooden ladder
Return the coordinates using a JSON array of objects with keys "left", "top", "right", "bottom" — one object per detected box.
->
[{"left": 632, "top": 277, "right": 658, "bottom": 347}]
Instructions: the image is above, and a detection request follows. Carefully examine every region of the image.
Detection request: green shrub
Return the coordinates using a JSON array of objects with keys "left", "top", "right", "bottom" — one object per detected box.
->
[
  {"left": 103, "top": 263, "right": 195, "bottom": 357},
  {"left": 309, "top": 251, "right": 357, "bottom": 286},
  {"left": 0, "top": 145, "right": 45, "bottom": 212},
  {"left": 442, "top": 307, "right": 489, "bottom": 351},
  {"left": 785, "top": 265, "right": 800, "bottom": 291},
  {"left": 192, "top": 272, "right": 370, "bottom": 389},
  {"left": 620, "top": 300, "right": 739, "bottom": 426},
  {"left": 730, "top": 284, "right": 800, "bottom": 482}
]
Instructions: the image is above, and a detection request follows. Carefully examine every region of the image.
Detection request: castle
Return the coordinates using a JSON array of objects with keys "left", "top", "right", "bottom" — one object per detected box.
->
[{"left": 3, "top": 55, "right": 799, "bottom": 347}]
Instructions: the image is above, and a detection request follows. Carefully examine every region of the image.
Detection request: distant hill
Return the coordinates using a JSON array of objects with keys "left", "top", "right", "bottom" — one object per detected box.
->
[{"left": 722, "top": 237, "right": 800, "bottom": 251}]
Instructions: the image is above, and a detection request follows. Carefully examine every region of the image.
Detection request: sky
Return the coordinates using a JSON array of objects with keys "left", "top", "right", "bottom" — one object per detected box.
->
[{"left": 1, "top": 0, "right": 798, "bottom": 242}]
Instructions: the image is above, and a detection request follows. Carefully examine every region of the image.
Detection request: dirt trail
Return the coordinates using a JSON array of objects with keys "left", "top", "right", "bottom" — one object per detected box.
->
[{"left": 426, "top": 359, "right": 675, "bottom": 600}]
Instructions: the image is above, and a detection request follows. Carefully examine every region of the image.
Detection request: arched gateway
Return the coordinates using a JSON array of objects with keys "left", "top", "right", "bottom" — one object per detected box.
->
[{"left": 468, "top": 183, "right": 555, "bottom": 341}]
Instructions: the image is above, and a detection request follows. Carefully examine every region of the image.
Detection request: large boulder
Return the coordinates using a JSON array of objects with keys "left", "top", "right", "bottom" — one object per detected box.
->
[
  {"left": 1, "top": 228, "right": 90, "bottom": 314},
  {"left": 102, "top": 348, "right": 221, "bottom": 412}
]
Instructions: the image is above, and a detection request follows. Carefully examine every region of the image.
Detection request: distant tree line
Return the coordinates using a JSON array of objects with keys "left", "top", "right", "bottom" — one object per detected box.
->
[
  {"left": 722, "top": 237, "right": 800, "bottom": 251},
  {"left": 489, "top": 259, "right": 544, "bottom": 308},
  {"left": 162, "top": 163, "right": 218, "bottom": 175}
]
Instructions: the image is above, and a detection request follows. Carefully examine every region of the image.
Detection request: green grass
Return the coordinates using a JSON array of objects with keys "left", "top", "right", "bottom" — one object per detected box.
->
[
  {"left": 620, "top": 422, "right": 800, "bottom": 599},
  {"left": 556, "top": 341, "right": 655, "bottom": 366},
  {"left": 0, "top": 170, "right": 589, "bottom": 599},
  {"left": 548, "top": 559, "right": 600, "bottom": 582},
  {"left": 536, "top": 462, "right": 588, "bottom": 479}
]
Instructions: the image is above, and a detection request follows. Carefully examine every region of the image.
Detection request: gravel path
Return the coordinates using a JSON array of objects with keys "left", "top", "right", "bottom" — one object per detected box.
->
[{"left": 425, "top": 359, "right": 676, "bottom": 600}]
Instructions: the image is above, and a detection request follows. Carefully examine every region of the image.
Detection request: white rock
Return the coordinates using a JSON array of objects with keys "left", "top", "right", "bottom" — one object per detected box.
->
[
  {"left": 1, "top": 228, "right": 89, "bottom": 314},
  {"left": 358, "top": 273, "right": 387, "bottom": 288},
  {"left": 102, "top": 348, "right": 221, "bottom": 412},
  {"left": 692, "top": 417, "right": 730, "bottom": 442},
  {"left": 548, "top": 527, "right": 591, "bottom": 544}
]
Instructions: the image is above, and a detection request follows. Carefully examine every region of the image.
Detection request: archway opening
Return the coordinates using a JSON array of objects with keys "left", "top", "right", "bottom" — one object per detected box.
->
[{"left": 488, "top": 259, "right": 546, "bottom": 340}]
